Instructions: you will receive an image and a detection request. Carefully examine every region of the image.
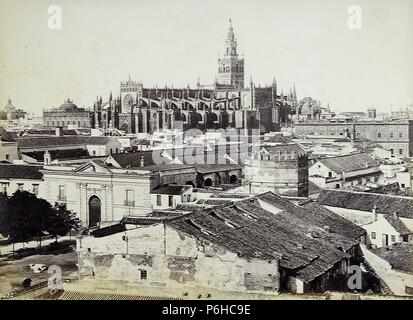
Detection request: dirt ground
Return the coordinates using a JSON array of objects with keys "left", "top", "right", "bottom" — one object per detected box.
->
[{"left": 0, "top": 241, "right": 78, "bottom": 295}]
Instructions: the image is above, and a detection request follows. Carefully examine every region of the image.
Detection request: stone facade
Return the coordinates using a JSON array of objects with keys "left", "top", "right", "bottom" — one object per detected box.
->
[
  {"left": 90, "top": 22, "right": 297, "bottom": 134},
  {"left": 245, "top": 144, "right": 309, "bottom": 197}
]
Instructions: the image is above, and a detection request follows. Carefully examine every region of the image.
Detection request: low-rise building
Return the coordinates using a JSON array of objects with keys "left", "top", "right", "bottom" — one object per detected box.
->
[
  {"left": 0, "top": 128, "right": 19, "bottom": 162},
  {"left": 40, "top": 161, "right": 152, "bottom": 227},
  {"left": 0, "top": 164, "right": 44, "bottom": 196},
  {"left": 309, "top": 153, "right": 381, "bottom": 189},
  {"left": 363, "top": 213, "right": 413, "bottom": 248},
  {"left": 151, "top": 185, "right": 193, "bottom": 209},
  {"left": 16, "top": 135, "right": 122, "bottom": 161},
  {"left": 77, "top": 192, "right": 365, "bottom": 295}
]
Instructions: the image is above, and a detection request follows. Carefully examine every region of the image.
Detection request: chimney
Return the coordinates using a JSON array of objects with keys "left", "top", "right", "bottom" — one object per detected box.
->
[
  {"left": 44, "top": 150, "right": 51, "bottom": 166},
  {"left": 140, "top": 156, "right": 145, "bottom": 167},
  {"left": 55, "top": 126, "right": 62, "bottom": 136},
  {"left": 372, "top": 204, "right": 378, "bottom": 221}
]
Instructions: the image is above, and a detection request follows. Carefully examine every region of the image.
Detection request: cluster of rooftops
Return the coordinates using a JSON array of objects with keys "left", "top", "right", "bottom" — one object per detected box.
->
[{"left": 92, "top": 191, "right": 367, "bottom": 283}]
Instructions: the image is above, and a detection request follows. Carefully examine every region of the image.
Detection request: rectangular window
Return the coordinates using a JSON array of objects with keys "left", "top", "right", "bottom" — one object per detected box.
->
[
  {"left": 390, "top": 149, "right": 394, "bottom": 154},
  {"left": 168, "top": 195, "right": 173, "bottom": 207},
  {"left": 32, "top": 184, "right": 39, "bottom": 195},
  {"left": 139, "top": 269, "right": 147, "bottom": 280},
  {"left": 328, "top": 171, "right": 332, "bottom": 178},
  {"left": 399, "top": 132, "right": 403, "bottom": 138},
  {"left": 157, "top": 195, "right": 162, "bottom": 206},
  {"left": 390, "top": 132, "right": 394, "bottom": 138},
  {"left": 17, "top": 183, "right": 24, "bottom": 192},
  {"left": 371, "top": 232, "right": 376, "bottom": 240},
  {"left": 5, "top": 154, "right": 9, "bottom": 160},
  {"left": 125, "top": 189, "right": 134, "bottom": 206},
  {"left": 377, "top": 133, "right": 381, "bottom": 138},
  {"left": 391, "top": 235, "right": 396, "bottom": 242},
  {"left": 58, "top": 185, "right": 65, "bottom": 200},
  {"left": 399, "top": 149, "right": 403, "bottom": 155}
]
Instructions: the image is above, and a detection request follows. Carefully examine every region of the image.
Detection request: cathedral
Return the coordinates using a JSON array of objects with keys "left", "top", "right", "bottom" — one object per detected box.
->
[{"left": 92, "top": 20, "right": 298, "bottom": 134}]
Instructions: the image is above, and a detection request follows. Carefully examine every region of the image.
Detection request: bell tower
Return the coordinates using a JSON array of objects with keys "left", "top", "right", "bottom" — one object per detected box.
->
[{"left": 217, "top": 19, "right": 244, "bottom": 89}]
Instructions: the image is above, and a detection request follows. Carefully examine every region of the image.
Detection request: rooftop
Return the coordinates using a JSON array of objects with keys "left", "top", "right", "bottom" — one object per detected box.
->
[
  {"left": 16, "top": 136, "right": 114, "bottom": 148},
  {"left": 151, "top": 185, "right": 192, "bottom": 195},
  {"left": 317, "top": 153, "right": 379, "bottom": 173},
  {"left": 165, "top": 192, "right": 362, "bottom": 283},
  {"left": 317, "top": 189, "right": 413, "bottom": 219},
  {"left": 383, "top": 214, "right": 412, "bottom": 235},
  {"left": 0, "top": 164, "right": 43, "bottom": 180},
  {"left": 371, "top": 243, "right": 413, "bottom": 274}
]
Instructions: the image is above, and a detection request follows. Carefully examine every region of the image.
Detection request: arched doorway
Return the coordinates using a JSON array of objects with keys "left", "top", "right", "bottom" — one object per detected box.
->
[
  {"left": 185, "top": 181, "right": 195, "bottom": 187},
  {"left": 88, "top": 196, "right": 101, "bottom": 227},
  {"left": 230, "top": 175, "right": 238, "bottom": 184},
  {"left": 204, "top": 178, "right": 213, "bottom": 187}
]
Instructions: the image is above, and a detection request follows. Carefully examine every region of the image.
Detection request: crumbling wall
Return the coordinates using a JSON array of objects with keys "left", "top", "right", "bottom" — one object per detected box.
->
[{"left": 77, "top": 224, "right": 280, "bottom": 294}]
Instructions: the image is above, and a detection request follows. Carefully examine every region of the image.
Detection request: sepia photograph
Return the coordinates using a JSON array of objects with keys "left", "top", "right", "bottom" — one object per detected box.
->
[{"left": 0, "top": 0, "right": 412, "bottom": 313}]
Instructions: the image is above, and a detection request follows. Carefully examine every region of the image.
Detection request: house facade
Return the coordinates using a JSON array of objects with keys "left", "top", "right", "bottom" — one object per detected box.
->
[
  {"left": 309, "top": 153, "right": 381, "bottom": 189},
  {"left": 40, "top": 161, "right": 152, "bottom": 227}
]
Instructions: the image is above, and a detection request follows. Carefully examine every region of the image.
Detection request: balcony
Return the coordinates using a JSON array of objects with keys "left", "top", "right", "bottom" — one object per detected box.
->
[{"left": 124, "top": 200, "right": 135, "bottom": 207}]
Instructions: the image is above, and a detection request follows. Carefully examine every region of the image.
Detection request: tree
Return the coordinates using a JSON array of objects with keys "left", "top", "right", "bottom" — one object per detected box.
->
[
  {"left": 47, "top": 203, "right": 81, "bottom": 242},
  {"left": 10, "top": 191, "right": 51, "bottom": 245},
  {"left": 0, "top": 191, "right": 81, "bottom": 251}
]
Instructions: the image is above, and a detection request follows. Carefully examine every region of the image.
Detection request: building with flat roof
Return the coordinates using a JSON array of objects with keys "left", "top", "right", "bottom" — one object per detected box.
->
[{"left": 295, "top": 120, "right": 413, "bottom": 157}]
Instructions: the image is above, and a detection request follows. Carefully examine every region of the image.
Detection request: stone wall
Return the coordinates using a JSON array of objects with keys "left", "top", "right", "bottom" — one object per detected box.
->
[{"left": 77, "top": 223, "right": 280, "bottom": 294}]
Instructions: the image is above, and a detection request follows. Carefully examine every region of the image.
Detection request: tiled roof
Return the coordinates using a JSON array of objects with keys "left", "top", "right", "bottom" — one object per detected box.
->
[
  {"left": 384, "top": 214, "right": 412, "bottom": 235},
  {"left": 16, "top": 136, "right": 113, "bottom": 148},
  {"left": 151, "top": 185, "right": 191, "bottom": 195},
  {"left": 298, "top": 201, "right": 366, "bottom": 239},
  {"left": 0, "top": 164, "right": 43, "bottom": 180},
  {"left": 262, "top": 143, "right": 306, "bottom": 155},
  {"left": 167, "top": 192, "right": 360, "bottom": 283},
  {"left": 371, "top": 243, "right": 413, "bottom": 273},
  {"left": 195, "top": 164, "right": 241, "bottom": 174},
  {"left": 318, "top": 153, "right": 379, "bottom": 173},
  {"left": 317, "top": 189, "right": 413, "bottom": 219},
  {"left": 108, "top": 151, "right": 158, "bottom": 168},
  {"left": 134, "top": 164, "right": 195, "bottom": 172},
  {"left": 21, "top": 129, "right": 78, "bottom": 136},
  {"left": 0, "top": 127, "right": 16, "bottom": 142}
]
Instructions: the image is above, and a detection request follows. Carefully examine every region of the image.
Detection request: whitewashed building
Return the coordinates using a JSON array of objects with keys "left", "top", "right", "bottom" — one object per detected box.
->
[{"left": 40, "top": 161, "right": 152, "bottom": 227}]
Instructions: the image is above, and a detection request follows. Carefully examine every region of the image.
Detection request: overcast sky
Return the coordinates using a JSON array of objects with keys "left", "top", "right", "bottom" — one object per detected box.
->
[{"left": 1, "top": 0, "right": 412, "bottom": 115}]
